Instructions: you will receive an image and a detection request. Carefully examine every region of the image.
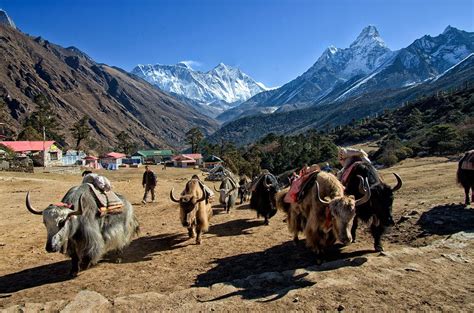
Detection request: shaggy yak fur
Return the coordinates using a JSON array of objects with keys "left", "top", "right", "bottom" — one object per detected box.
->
[
  {"left": 250, "top": 172, "right": 280, "bottom": 225},
  {"left": 457, "top": 151, "right": 474, "bottom": 205},
  {"left": 170, "top": 178, "right": 212, "bottom": 244},
  {"left": 26, "top": 184, "right": 139, "bottom": 277},
  {"left": 277, "top": 171, "right": 370, "bottom": 256}
]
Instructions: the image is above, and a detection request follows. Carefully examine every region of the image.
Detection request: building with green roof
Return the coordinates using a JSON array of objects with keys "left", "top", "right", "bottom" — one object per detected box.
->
[{"left": 132, "top": 149, "right": 174, "bottom": 164}]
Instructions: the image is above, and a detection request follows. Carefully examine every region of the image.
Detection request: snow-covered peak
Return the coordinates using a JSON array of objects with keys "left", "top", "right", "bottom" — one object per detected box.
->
[
  {"left": 131, "top": 62, "right": 268, "bottom": 111},
  {"left": 350, "top": 25, "right": 387, "bottom": 48},
  {"left": 176, "top": 62, "right": 192, "bottom": 69},
  {"left": 0, "top": 9, "right": 16, "bottom": 29}
]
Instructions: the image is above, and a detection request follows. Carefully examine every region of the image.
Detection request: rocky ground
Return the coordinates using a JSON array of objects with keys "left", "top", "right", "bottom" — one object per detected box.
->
[{"left": 0, "top": 157, "right": 473, "bottom": 311}]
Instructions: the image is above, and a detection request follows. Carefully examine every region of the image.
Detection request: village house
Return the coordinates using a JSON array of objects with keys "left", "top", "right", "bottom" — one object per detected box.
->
[
  {"left": 172, "top": 153, "right": 203, "bottom": 168},
  {"left": 0, "top": 140, "right": 62, "bottom": 167},
  {"left": 62, "top": 150, "right": 87, "bottom": 166},
  {"left": 132, "top": 149, "right": 174, "bottom": 164},
  {"left": 100, "top": 152, "right": 126, "bottom": 170},
  {"left": 83, "top": 155, "right": 101, "bottom": 169}
]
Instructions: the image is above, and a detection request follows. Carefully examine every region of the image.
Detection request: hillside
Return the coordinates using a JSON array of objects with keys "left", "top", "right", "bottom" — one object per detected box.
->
[
  {"left": 209, "top": 54, "right": 474, "bottom": 146},
  {"left": 0, "top": 25, "right": 218, "bottom": 150}
]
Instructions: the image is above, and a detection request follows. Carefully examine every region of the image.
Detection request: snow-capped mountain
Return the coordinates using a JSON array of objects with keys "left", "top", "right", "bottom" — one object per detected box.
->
[
  {"left": 0, "top": 9, "right": 16, "bottom": 28},
  {"left": 218, "top": 25, "right": 394, "bottom": 121},
  {"left": 131, "top": 62, "right": 267, "bottom": 116},
  {"left": 220, "top": 25, "right": 474, "bottom": 123},
  {"left": 331, "top": 25, "right": 474, "bottom": 102}
]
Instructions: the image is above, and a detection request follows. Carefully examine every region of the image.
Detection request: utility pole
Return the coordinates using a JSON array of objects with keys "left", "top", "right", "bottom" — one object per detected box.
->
[{"left": 43, "top": 125, "right": 46, "bottom": 169}]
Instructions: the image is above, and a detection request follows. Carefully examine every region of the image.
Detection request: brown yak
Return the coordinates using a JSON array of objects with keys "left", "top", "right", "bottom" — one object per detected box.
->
[
  {"left": 170, "top": 178, "right": 212, "bottom": 244},
  {"left": 277, "top": 171, "right": 370, "bottom": 256}
]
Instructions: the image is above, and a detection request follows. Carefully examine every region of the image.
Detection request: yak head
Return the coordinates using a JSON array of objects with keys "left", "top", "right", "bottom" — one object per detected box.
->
[
  {"left": 25, "top": 192, "right": 82, "bottom": 253},
  {"left": 170, "top": 179, "right": 206, "bottom": 227},
  {"left": 316, "top": 176, "right": 371, "bottom": 245},
  {"left": 261, "top": 174, "right": 280, "bottom": 212},
  {"left": 214, "top": 177, "right": 237, "bottom": 204},
  {"left": 349, "top": 164, "right": 402, "bottom": 228},
  {"left": 369, "top": 179, "right": 400, "bottom": 227}
]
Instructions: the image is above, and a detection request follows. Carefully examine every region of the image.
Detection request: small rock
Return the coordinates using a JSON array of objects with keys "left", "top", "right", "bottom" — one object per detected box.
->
[
  {"left": 397, "top": 216, "right": 410, "bottom": 224},
  {"left": 408, "top": 210, "right": 418, "bottom": 216},
  {"left": 404, "top": 267, "right": 420, "bottom": 272},
  {"left": 337, "top": 304, "right": 345, "bottom": 311},
  {"left": 293, "top": 297, "right": 299, "bottom": 303}
]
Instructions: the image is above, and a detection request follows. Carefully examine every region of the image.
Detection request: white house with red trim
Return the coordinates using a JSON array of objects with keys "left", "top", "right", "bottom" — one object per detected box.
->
[
  {"left": 100, "top": 152, "right": 126, "bottom": 170},
  {"left": 172, "top": 153, "right": 203, "bottom": 168},
  {"left": 0, "top": 140, "right": 62, "bottom": 167}
]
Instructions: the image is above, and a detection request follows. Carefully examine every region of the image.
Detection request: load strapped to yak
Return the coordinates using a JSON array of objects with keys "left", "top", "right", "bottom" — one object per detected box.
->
[{"left": 205, "top": 164, "right": 234, "bottom": 181}]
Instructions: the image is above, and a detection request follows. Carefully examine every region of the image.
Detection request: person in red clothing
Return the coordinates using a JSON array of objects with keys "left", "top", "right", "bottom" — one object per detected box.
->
[{"left": 142, "top": 165, "right": 157, "bottom": 204}]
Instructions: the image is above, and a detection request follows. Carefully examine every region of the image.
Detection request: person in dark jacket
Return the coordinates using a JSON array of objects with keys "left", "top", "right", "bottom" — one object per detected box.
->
[{"left": 142, "top": 165, "right": 157, "bottom": 204}]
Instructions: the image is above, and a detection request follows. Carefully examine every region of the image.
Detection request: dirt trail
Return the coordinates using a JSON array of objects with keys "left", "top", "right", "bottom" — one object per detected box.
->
[{"left": 0, "top": 157, "right": 473, "bottom": 311}]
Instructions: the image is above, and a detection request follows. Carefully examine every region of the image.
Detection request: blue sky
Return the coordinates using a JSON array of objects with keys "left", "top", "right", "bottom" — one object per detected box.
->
[{"left": 1, "top": 0, "right": 472, "bottom": 87}]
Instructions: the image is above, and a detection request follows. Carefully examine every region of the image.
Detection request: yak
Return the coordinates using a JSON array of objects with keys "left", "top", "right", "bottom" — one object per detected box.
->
[
  {"left": 170, "top": 178, "right": 212, "bottom": 244},
  {"left": 214, "top": 176, "right": 238, "bottom": 213},
  {"left": 238, "top": 175, "right": 252, "bottom": 204},
  {"left": 457, "top": 151, "right": 474, "bottom": 206},
  {"left": 277, "top": 171, "right": 370, "bottom": 256},
  {"left": 343, "top": 162, "right": 402, "bottom": 252},
  {"left": 249, "top": 171, "right": 281, "bottom": 225},
  {"left": 25, "top": 184, "right": 139, "bottom": 277}
]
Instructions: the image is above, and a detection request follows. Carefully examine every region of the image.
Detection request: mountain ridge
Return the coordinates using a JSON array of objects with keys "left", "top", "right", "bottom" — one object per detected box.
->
[{"left": 0, "top": 24, "right": 218, "bottom": 150}]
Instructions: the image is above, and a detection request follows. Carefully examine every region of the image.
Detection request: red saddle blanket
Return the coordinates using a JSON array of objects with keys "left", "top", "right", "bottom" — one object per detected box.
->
[{"left": 284, "top": 169, "right": 320, "bottom": 203}]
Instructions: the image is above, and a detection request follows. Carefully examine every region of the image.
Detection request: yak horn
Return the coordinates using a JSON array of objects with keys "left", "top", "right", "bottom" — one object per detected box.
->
[
  {"left": 67, "top": 194, "right": 83, "bottom": 218},
  {"left": 355, "top": 176, "right": 371, "bottom": 206},
  {"left": 214, "top": 185, "right": 220, "bottom": 192},
  {"left": 26, "top": 191, "right": 43, "bottom": 215},
  {"left": 391, "top": 173, "right": 403, "bottom": 192},
  {"left": 169, "top": 188, "right": 180, "bottom": 203},
  {"left": 263, "top": 177, "right": 272, "bottom": 189},
  {"left": 315, "top": 181, "right": 330, "bottom": 205}
]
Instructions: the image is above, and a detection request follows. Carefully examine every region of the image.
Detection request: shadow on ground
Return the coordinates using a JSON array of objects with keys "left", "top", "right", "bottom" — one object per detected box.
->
[
  {"left": 417, "top": 203, "right": 474, "bottom": 236},
  {"left": 208, "top": 218, "right": 263, "bottom": 237},
  {"left": 195, "top": 241, "right": 372, "bottom": 301},
  {"left": 0, "top": 260, "right": 71, "bottom": 294},
  {"left": 115, "top": 233, "right": 190, "bottom": 263}
]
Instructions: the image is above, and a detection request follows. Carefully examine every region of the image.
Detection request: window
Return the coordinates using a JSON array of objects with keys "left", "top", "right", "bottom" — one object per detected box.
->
[{"left": 50, "top": 152, "right": 58, "bottom": 161}]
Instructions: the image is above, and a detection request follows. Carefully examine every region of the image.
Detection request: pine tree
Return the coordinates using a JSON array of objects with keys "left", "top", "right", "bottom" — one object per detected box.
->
[
  {"left": 186, "top": 127, "right": 203, "bottom": 153},
  {"left": 70, "top": 116, "right": 92, "bottom": 150}
]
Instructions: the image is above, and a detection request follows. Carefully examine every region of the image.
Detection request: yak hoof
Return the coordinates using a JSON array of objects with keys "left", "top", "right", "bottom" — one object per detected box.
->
[
  {"left": 196, "top": 238, "right": 202, "bottom": 245},
  {"left": 352, "top": 239, "right": 357, "bottom": 243},
  {"left": 188, "top": 229, "right": 195, "bottom": 238},
  {"left": 374, "top": 244, "right": 384, "bottom": 252},
  {"left": 115, "top": 258, "right": 122, "bottom": 264}
]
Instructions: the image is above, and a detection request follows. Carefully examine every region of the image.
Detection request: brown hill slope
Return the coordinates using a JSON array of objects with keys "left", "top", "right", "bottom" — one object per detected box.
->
[{"left": 0, "top": 25, "right": 218, "bottom": 149}]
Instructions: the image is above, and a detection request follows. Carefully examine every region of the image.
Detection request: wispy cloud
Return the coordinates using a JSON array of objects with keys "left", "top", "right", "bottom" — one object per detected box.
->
[{"left": 179, "top": 60, "right": 202, "bottom": 69}]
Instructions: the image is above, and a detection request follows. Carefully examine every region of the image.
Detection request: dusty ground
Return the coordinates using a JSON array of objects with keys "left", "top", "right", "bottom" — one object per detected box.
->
[{"left": 0, "top": 157, "right": 473, "bottom": 311}]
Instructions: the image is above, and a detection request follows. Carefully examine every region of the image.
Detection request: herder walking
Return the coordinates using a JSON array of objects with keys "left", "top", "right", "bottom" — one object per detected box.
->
[{"left": 142, "top": 165, "right": 157, "bottom": 204}]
